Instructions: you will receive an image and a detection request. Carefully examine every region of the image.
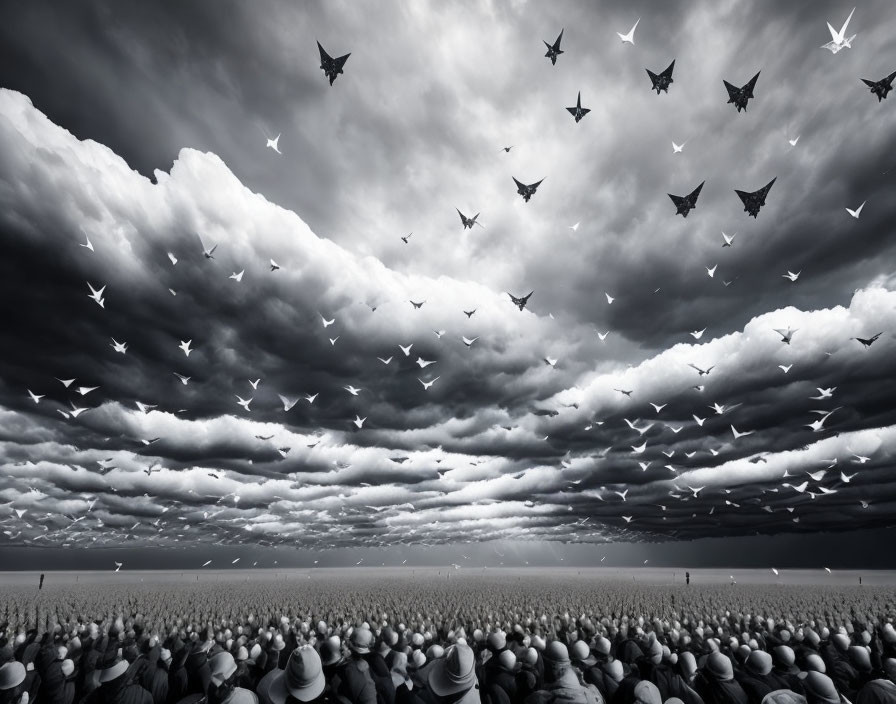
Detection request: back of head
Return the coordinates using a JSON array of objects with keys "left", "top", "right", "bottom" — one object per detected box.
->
[
  {"left": 497, "top": 650, "right": 516, "bottom": 672},
  {"left": 773, "top": 646, "right": 796, "bottom": 669},
  {"left": 761, "top": 691, "right": 808, "bottom": 704},
  {"left": 804, "top": 654, "right": 826, "bottom": 674},
  {"left": 855, "top": 679, "right": 896, "bottom": 704},
  {"left": 633, "top": 680, "right": 662, "bottom": 704},
  {"left": 706, "top": 652, "right": 734, "bottom": 681},
  {"left": 802, "top": 671, "right": 840, "bottom": 704}
]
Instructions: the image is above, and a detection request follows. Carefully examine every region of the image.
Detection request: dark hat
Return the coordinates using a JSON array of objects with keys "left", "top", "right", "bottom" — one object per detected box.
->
[
  {"left": 706, "top": 652, "right": 734, "bottom": 681},
  {"left": 544, "top": 640, "right": 570, "bottom": 664},
  {"left": 801, "top": 671, "right": 840, "bottom": 704},
  {"left": 746, "top": 651, "right": 773, "bottom": 676},
  {"left": 348, "top": 628, "right": 373, "bottom": 655}
]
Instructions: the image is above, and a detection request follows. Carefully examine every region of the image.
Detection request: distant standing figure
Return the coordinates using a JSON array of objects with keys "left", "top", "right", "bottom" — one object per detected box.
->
[
  {"left": 39, "top": 573, "right": 44, "bottom": 590},
  {"left": 686, "top": 572, "right": 690, "bottom": 586}
]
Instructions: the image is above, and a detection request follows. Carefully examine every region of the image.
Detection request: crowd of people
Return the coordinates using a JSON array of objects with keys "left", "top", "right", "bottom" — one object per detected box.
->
[{"left": 2, "top": 577, "right": 895, "bottom": 704}]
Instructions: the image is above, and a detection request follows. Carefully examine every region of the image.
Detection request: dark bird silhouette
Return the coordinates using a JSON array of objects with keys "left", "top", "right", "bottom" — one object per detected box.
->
[
  {"left": 668, "top": 181, "right": 705, "bottom": 217},
  {"left": 861, "top": 70, "right": 896, "bottom": 101},
  {"left": 317, "top": 41, "right": 350, "bottom": 85},
  {"left": 566, "top": 91, "right": 591, "bottom": 122},
  {"left": 463, "top": 309, "right": 477, "bottom": 318},
  {"left": 646, "top": 60, "right": 675, "bottom": 94},
  {"left": 544, "top": 29, "right": 564, "bottom": 65},
  {"left": 724, "top": 71, "right": 760, "bottom": 112},
  {"left": 507, "top": 291, "right": 534, "bottom": 311},
  {"left": 513, "top": 177, "right": 545, "bottom": 202},
  {"left": 456, "top": 208, "right": 482, "bottom": 229},
  {"left": 854, "top": 332, "right": 882, "bottom": 347},
  {"left": 735, "top": 177, "right": 776, "bottom": 218}
]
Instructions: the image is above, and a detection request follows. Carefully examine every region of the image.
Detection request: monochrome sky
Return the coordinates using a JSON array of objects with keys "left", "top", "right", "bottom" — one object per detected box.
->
[{"left": 2, "top": 0, "right": 896, "bottom": 570}]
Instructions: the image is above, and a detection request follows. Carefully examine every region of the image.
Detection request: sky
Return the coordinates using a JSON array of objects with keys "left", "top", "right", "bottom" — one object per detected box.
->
[{"left": 1, "top": 0, "right": 896, "bottom": 570}]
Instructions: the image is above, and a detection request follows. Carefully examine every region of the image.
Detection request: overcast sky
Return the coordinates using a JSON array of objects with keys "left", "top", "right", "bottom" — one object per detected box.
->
[{"left": 2, "top": 0, "right": 896, "bottom": 570}]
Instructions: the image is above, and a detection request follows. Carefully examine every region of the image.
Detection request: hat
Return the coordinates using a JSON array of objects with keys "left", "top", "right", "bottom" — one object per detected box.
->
[
  {"left": 497, "top": 650, "right": 516, "bottom": 671},
  {"left": 571, "top": 640, "right": 596, "bottom": 667},
  {"left": 271, "top": 634, "right": 287, "bottom": 651},
  {"left": 594, "top": 637, "right": 611, "bottom": 656},
  {"left": 801, "top": 671, "right": 840, "bottom": 704},
  {"left": 747, "top": 651, "right": 773, "bottom": 676},
  {"left": 487, "top": 631, "right": 506, "bottom": 652},
  {"left": 0, "top": 662, "right": 26, "bottom": 690},
  {"left": 805, "top": 654, "right": 826, "bottom": 673},
  {"left": 521, "top": 648, "right": 538, "bottom": 667},
  {"left": 410, "top": 650, "right": 426, "bottom": 670},
  {"left": 648, "top": 639, "right": 663, "bottom": 665},
  {"left": 266, "top": 646, "right": 325, "bottom": 704},
  {"left": 319, "top": 636, "right": 343, "bottom": 667},
  {"left": 761, "top": 690, "right": 808, "bottom": 704},
  {"left": 427, "top": 644, "right": 445, "bottom": 660},
  {"left": 679, "top": 651, "right": 697, "bottom": 680},
  {"left": 633, "top": 681, "right": 662, "bottom": 704},
  {"left": 98, "top": 658, "right": 129, "bottom": 683},
  {"left": 774, "top": 646, "right": 796, "bottom": 669},
  {"left": 531, "top": 636, "right": 546, "bottom": 651},
  {"left": 235, "top": 646, "right": 248, "bottom": 662},
  {"left": 848, "top": 646, "right": 871, "bottom": 672},
  {"left": 428, "top": 643, "right": 477, "bottom": 696},
  {"left": 831, "top": 634, "right": 849, "bottom": 652},
  {"left": 706, "top": 652, "right": 734, "bottom": 681},
  {"left": 61, "top": 659, "right": 75, "bottom": 678},
  {"left": 544, "top": 641, "right": 570, "bottom": 665},
  {"left": 389, "top": 651, "right": 412, "bottom": 690},
  {"left": 604, "top": 659, "right": 624, "bottom": 683},
  {"left": 348, "top": 628, "right": 373, "bottom": 654},
  {"left": 250, "top": 644, "right": 262, "bottom": 661},
  {"left": 209, "top": 652, "right": 237, "bottom": 687}
]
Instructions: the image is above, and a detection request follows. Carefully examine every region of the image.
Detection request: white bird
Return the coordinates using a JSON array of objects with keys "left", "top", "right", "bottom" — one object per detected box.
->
[
  {"left": 840, "top": 470, "right": 857, "bottom": 483},
  {"left": 789, "top": 136, "right": 800, "bottom": 147},
  {"left": 56, "top": 378, "right": 76, "bottom": 388},
  {"left": 399, "top": 344, "right": 413, "bottom": 356},
  {"left": 782, "top": 270, "right": 801, "bottom": 282},
  {"left": 377, "top": 356, "right": 393, "bottom": 364},
  {"left": 419, "top": 376, "right": 440, "bottom": 390},
  {"left": 27, "top": 389, "right": 44, "bottom": 404},
  {"left": 811, "top": 387, "right": 836, "bottom": 400},
  {"left": 821, "top": 7, "right": 856, "bottom": 53},
  {"left": 672, "top": 140, "right": 686, "bottom": 154},
  {"left": 605, "top": 293, "right": 614, "bottom": 304},
  {"left": 617, "top": 17, "right": 640, "bottom": 44},
  {"left": 136, "top": 401, "right": 157, "bottom": 413},
  {"left": 690, "top": 328, "right": 706, "bottom": 340},
  {"left": 329, "top": 337, "right": 339, "bottom": 346},
  {"left": 278, "top": 394, "right": 298, "bottom": 411},
  {"left": 76, "top": 386, "right": 99, "bottom": 396},
  {"left": 266, "top": 134, "right": 282, "bottom": 154},
  {"left": 650, "top": 402, "right": 666, "bottom": 413},
  {"left": 771, "top": 568, "right": 779, "bottom": 576},
  {"left": 110, "top": 338, "right": 127, "bottom": 354},
  {"left": 687, "top": 486, "right": 706, "bottom": 497},
  {"left": 710, "top": 402, "right": 741, "bottom": 415},
  {"left": 851, "top": 453, "right": 871, "bottom": 464},
  {"left": 596, "top": 330, "right": 610, "bottom": 341},
  {"left": 731, "top": 425, "right": 754, "bottom": 440},
  {"left": 543, "top": 356, "right": 558, "bottom": 368},
  {"left": 773, "top": 327, "right": 797, "bottom": 344},
  {"left": 353, "top": 415, "right": 366, "bottom": 429},
  {"left": 321, "top": 315, "right": 335, "bottom": 328},
  {"left": 416, "top": 357, "right": 436, "bottom": 368},
  {"left": 569, "top": 221, "right": 580, "bottom": 232},
  {"left": 692, "top": 414, "right": 705, "bottom": 426},
  {"left": 622, "top": 515, "right": 633, "bottom": 523},
  {"left": 433, "top": 329, "right": 446, "bottom": 339},
  {"left": 79, "top": 233, "right": 94, "bottom": 251},
  {"left": 846, "top": 201, "right": 865, "bottom": 219},
  {"left": 270, "top": 259, "right": 280, "bottom": 271},
  {"left": 778, "top": 364, "right": 792, "bottom": 373},
  {"left": 229, "top": 270, "right": 244, "bottom": 282},
  {"left": 462, "top": 336, "right": 479, "bottom": 348},
  {"left": 87, "top": 282, "right": 106, "bottom": 308},
  {"left": 114, "top": 561, "right": 122, "bottom": 572},
  {"left": 304, "top": 393, "right": 318, "bottom": 404},
  {"left": 167, "top": 252, "right": 177, "bottom": 265},
  {"left": 203, "top": 243, "right": 217, "bottom": 259},
  {"left": 173, "top": 373, "right": 191, "bottom": 385},
  {"left": 344, "top": 385, "right": 362, "bottom": 396},
  {"left": 706, "top": 265, "right": 717, "bottom": 278},
  {"left": 806, "top": 408, "right": 838, "bottom": 432},
  {"left": 722, "top": 232, "right": 736, "bottom": 247},
  {"left": 631, "top": 442, "right": 647, "bottom": 454},
  {"left": 68, "top": 402, "right": 89, "bottom": 418},
  {"left": 235, "top": 395, "right": 253, "bottom": 411},
  {"left": 614, "top": 489, "right": 629, "bottom": 502},
  {"left": 179, "top": 340, "right": 193, "bottom": 357},
  {"left": 249, "top": 379, "right": 261, "bottom": 390}
]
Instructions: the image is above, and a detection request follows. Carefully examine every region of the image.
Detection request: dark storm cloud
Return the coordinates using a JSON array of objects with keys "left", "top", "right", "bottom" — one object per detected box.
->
[{"left": 1, "top": 0, "right": 896, "bottom": 563}]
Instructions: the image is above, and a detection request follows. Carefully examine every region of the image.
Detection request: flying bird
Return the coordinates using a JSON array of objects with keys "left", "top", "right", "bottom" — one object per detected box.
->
[
  {"left": 235, "top": 395, "right": 253, "bottom": 411},
  {"left": 110, "top": 338, "right": 127, "bottom": 354},
  {"left": 853, "top": 332, "right": 882, "bottom": 347},
  {"left": 401, "top": 232, "right": 412, "bottom": 244},
  {"left": 317, "top": 41, "right": 350, "bottom": 85},
  {"left": 462, "top": 336, "right": 478, "bottom": 348},
  {"left": 778, "top": 364, "right": 792, "bottom": 374},
  {"left": 203, "top": 243, "right": 217, "bottom": 259},
  {"left": 86, "top": 282, "right": 106, "bottom": 308},
  {"left": 806, "top": 408, "right": 839, "bottom": 432},
  {"left": 409, "top": 300, "right": 425, "bottom": 309},
  {"left": 690, "top": 328, "right": 706, "bottom": 340},
  {"left": 617, "top": 17, "right": 640, "bottom": 44},
  {"left": 320, "top": 315, "right": 335, "bottom": 328},
  {"left": 731, "top": 425, "right": 755, "bottom": 440},
  {"left": 278, "top": 394, "right": 298, "bottom": 411},
  {"left": 821, "top": 7, "right": 856, "bottom": 53},
  {"left": 352, "top": 415, "right": 366, "bottom": 429},
  {"left": 646, "top": 60, "right": 675, "bottom": 93},
  {"left": 688, "top": 364, "right": 714, "bottom": 376},
  {"left": 543, "top": 28, "right": 564, "bottom": 65},
  {"left": 377, "top": 356, "right": 393, "bottom": 364},
  {"left": 229, "top": 270, "right": 244, "bottom": 282},
  {"left": 79, "top": 233, "right": 94, "bottom": 251},
  {"left": 773, "top": 327, "right": 797, "bottom": 344},
  {"left": 706, "top": 265, "right": 717, "bottom": 278},
  {"left": 419, "top": 377, "right": 440, "bottom": 390},
  {"left": 270, "top": 259, "right": 280, "bottom": 271},
  {"left": 167, "top": 252, "right": 177, "bottom": 265},
  {"left": 463, "top": 309, "right": 476, "bottom": 318},
  {"left": 782, "top": 270, "right": 801, "bottom": 282},
  {"left": 668, "top": 181, "right": 705, "bottom": 218},
  {"left": 507, "top": 291, "right": 533, "bottom": 311},
  {"left": 27, "top": 389, "right": 44, "bottom": 404},
  {"left": 736, "top": 178, "right": 776, "bottom": 218},
  {"left": 513, "top": 177, "right": 544, "bottom": 202},
  {"left": 724, "top": 71, "right": 761, "bottom": 112},
  {"left": 861, "top": 70, "right": 896, "bottom": 102},
  {"left": 415, "top": 358, "right": 436, "bottom": 368},
  {"left": 343, "top": 385, "right": 362, "bottom": 396},
  {"left": 566, "top": 91, "right": 590, "bottom": 122},
  {"left": 788, "top": 136, "right": 800, "bottom": 147},
  {"left": 456, "top": 209, "right": 483, "bottom": 229},
  {"left": 399, "top": 344, "right": 413, "bottom": 356},
  {"left": 846, "top": 201, "right": 866, "bottom": 218},
  {"left": 266, "top": 133, "right": 282, "bottom": 154},
  {"left": 178, "top": 340, "right": 193, "bottom": 356}
]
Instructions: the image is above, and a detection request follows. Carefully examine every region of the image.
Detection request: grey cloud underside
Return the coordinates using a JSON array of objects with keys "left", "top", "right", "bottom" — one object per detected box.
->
[{"left": 1, "top": 0, "right": 896, "bottom": 557}]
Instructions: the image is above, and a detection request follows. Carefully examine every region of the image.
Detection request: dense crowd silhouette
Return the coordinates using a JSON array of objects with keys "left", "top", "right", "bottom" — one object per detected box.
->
[{"left": 1, "top": 578, "right": 895, "bottom": 704}]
